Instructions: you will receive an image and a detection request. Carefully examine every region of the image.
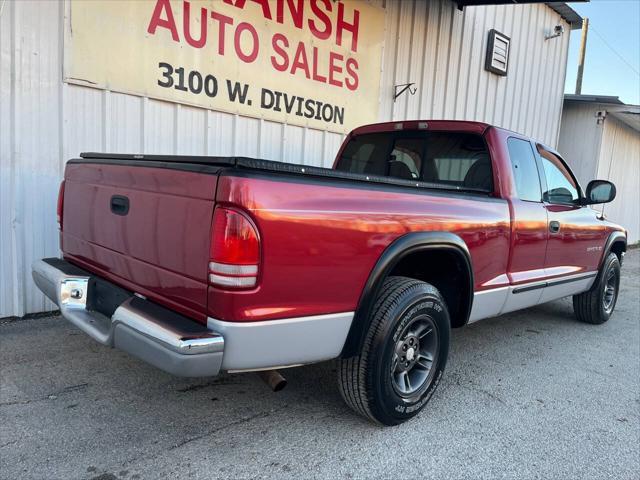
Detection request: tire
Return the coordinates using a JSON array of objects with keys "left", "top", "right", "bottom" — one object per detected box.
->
[
  {"left": 573, "top": 252, "right": 621, "bottom": 325},
  {"left": 337, "top": 276, "right": 450, "bottom": 426}
]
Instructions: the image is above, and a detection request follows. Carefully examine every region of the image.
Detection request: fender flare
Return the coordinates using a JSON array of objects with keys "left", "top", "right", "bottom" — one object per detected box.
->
[
  {"left": 594, "top": 231, "right": 627, "bottom": 283},
  {"left": 340, "top": 231, "right": 474, "bottom": 358}
]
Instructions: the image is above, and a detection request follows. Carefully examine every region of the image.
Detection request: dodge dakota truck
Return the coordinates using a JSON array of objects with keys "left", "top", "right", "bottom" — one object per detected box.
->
[{"left": 32, "top": 120, "right": 626, "bottom": 425}]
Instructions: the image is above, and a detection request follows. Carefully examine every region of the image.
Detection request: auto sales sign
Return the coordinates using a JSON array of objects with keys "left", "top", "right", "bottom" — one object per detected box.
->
[{"left": 64, "top": 0, "right": 385, "bottom": 133}]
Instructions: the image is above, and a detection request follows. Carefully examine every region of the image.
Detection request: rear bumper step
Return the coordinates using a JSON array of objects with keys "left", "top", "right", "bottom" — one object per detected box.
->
[{"left": 32, "top": 258, "right": 224, "bottom": 377}]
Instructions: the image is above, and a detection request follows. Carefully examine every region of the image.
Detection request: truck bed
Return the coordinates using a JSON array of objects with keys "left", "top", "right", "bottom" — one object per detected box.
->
[
  {"left": 77, "top": 152, "right": 493, "bottom": 194},
  {"left": 62, "top": 152, "right": 510, "bottom": 326}
]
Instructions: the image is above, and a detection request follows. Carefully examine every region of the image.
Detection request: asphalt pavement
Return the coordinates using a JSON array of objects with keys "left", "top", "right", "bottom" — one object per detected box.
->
[{"left": 1, "top": 250, "right": 638, "bottom": 480}]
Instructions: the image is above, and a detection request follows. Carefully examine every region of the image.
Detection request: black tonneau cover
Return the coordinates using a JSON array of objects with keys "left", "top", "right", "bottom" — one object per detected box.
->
[{"left": 77, "top": 152, "right": 490, "bottom": 195}]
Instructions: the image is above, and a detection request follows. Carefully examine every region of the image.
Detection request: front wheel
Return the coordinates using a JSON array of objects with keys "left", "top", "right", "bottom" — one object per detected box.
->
[
  {"left": 337, "top": 277, "right": 450, "bottom": 426},
  {"left": 573, "top": 252, "right": 621, "bottom": 324}
]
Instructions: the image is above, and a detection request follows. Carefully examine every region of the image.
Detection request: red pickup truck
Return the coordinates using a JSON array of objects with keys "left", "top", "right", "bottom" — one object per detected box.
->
[{"left": 33, "top": 120, "right": 626, "bottom": 425}]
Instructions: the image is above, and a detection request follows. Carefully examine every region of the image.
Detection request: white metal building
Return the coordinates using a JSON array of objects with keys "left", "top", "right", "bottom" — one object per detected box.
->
[
  {"left": 558, "top": 94, "right": 640, "bottom": 243},
  {"left": 1, "top": 0, "right": 582, "bottom": 317}
]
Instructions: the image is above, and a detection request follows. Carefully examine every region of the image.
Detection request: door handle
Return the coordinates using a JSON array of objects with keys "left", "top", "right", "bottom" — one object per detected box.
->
[
  {"left": 549, "top": 220, "right": 560, "bottom": 234},
  {"left": 110, "top": 195, "right": 129, "bottom": 216}
]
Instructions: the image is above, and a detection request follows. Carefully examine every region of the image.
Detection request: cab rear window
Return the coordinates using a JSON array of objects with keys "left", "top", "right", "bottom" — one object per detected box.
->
[{"left": 336, "top": 131, "right": 493, "bottom": 192}]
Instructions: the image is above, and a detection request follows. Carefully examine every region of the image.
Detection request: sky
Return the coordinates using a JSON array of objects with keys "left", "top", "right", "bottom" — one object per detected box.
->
[{"left": 564, "top": 0, "right": 640, "bottom": 105}]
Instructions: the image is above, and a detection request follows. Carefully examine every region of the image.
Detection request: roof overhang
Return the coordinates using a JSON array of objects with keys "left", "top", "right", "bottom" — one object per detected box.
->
[
  {"left": 609, "top": 108, "right": 640, "bottom": 132},
  {"left": 454, "top": 1, "right": 586, "bottom": 29},
  {"left": 564, "top": 94, "right": 640, "bottom": 132},
  {"left": 564, "top": 94, "right": 624, "bottom": 105}
]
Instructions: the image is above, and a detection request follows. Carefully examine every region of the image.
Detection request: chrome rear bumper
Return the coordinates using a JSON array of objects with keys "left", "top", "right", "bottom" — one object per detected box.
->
[{"left": 32, "top": 258, "right": 224, "bottom": 377}]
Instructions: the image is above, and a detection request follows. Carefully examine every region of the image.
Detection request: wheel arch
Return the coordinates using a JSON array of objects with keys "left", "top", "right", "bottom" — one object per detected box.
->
[
  {"left": 607, "top": 233, "right": 627, "bottom": 263},
  {"left": 592, "top": 230, "right": 627, "bottom": 286},
  {"left": 602, "top": 231, "right": 627, "bottom": 267},
  {"left": 340, "top": 232, "right": 474, "bottom": 358}
]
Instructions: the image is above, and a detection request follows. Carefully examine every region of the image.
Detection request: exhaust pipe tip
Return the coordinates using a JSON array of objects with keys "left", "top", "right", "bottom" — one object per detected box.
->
[{"left": 258, "top": 370, "right": 287, "bottom": 392}]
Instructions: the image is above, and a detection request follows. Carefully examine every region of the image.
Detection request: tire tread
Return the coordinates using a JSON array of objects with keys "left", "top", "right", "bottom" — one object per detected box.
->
[
  {"left": 337, "top": 276, "right": 442, "bottom": 424},
  {"left": 572, "top": 253, "right": 619, "bottom": 324}
]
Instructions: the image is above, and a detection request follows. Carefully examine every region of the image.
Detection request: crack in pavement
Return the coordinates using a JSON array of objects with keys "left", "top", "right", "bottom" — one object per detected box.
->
[
  {"left": 446, "top": 372, "right": 507, "bottom": 405},
  {"left": 112, "top": 403, "right": 291, "bottom": 474},
  {"left": 168, "top": 404, "right": 290, "bottom": 451},
  {"left": 175, "top": 377, "right": 240, "bottom": 392},
  {"left": 0, "top": 383, "right": 89, "bottom": 408},
  {"left": 0, "top": 399, "right": 32, "bottom": 407}
]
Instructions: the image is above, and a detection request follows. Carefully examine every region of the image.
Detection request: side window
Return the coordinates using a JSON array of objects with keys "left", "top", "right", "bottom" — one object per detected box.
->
[
  {"left": 507, "top": 138, "right": 542, "bottom": 201},
  {"left": 537, "top": 145, "right": 580, "bottom": 204}
]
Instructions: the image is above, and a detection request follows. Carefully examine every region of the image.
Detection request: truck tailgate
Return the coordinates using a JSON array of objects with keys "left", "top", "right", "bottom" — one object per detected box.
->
[{"left": 61, "top": 160, "right": 220, "bottom": 323}]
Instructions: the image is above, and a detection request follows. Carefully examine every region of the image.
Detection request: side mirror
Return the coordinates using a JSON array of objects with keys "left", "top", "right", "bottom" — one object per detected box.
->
[{"left": 583, "top": 180, "right": 616, "bottom": 205}]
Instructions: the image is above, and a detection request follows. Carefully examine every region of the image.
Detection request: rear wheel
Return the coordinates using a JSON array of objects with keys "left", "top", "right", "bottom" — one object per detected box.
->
[
  {"left": 573, "top": 252, "right": 621, "bottom": 324},
  {"left": 337, "top": 276, "right": 450, "bottom": 425}
]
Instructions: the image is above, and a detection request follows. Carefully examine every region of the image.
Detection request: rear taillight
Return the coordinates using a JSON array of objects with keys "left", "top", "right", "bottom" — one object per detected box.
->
[
  {"left": 209, "top": 207, "right": 260, "bottom": 289},
  {"left": 57, "top": 180, "right": 65, "bottom": 230}
]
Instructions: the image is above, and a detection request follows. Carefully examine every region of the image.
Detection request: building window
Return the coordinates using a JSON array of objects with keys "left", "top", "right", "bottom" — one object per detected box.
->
[{"left": 485, "top": 29, "right": 510, "bottom": 76}]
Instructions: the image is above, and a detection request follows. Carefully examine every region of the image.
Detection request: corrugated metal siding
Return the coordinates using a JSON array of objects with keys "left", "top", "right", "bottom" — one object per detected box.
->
[
  {"left": 379, "top": 0, "right": 571, "bottom": 144},
  {"left": 557, "top": 102, "right": 605, "bottom": 186},
  {"left": 558, "top": 102, "right": 640, "bottom": 243},
  {"left": 0, "top": 0, "right": 572, "bottom": 317},
  {"left": 597, "top": 117, "right": 640, "bottom": 243}
]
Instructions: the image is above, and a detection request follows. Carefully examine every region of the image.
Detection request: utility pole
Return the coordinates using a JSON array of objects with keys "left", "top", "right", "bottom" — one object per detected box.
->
[{"left": 575, "top": 18, "right": 589, "bottom": 95}]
